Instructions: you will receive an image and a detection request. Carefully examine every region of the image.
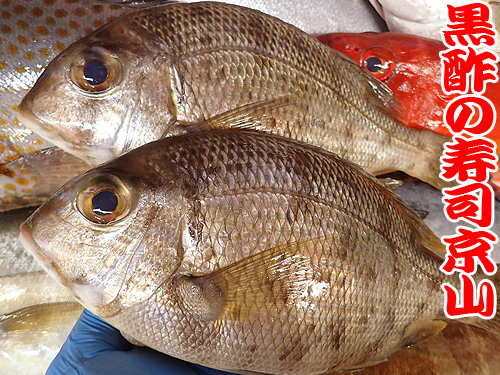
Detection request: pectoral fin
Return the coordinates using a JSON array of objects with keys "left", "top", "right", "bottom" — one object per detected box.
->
[
  {"left": 175, "top": 238, "right": 322, "bottom": 322},
  {"left": 176, "top": 95, "right": 304, "bottom": 134},
  {"left": 402, "top": 319, "right": 447, "bottom": 348}
]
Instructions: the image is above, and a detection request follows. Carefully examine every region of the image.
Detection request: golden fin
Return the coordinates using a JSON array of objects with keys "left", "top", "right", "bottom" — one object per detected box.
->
[
  {"left": 176, "top": 95, "right": 303, "bottom": 134},
  {"left": 176, "top": 239, "right": 321, "bottom": 322},
  {"left": 401, "top": 319, "right": 447, "bottom": 348}
]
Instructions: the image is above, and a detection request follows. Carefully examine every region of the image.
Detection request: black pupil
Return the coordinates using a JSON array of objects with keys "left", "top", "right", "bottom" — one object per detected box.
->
[
  {"left": 83, "top": 59, "right": 108, "bottom": 85},
  {"left": 365, "top": 56, "right": 384, "bottom": 73},
  {"left": 92, "top": 190, "right": 118, "bottom": 216}
]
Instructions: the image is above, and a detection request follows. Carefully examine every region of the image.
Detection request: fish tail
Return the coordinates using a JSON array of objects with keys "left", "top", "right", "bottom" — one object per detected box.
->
[{"left": 409, "top": 130, "right": 455, "bottom": 191}]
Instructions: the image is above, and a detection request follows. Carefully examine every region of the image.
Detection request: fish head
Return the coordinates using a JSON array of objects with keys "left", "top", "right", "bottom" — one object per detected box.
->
[
  {"left": 319, "top": 32, "right": 459, "bottom": 135},
  {"left": 18, "top": 15, "right": 177, "bottom": 166},
  {"left": 19, "top": 152, "right": 188, "bottom": 317}
]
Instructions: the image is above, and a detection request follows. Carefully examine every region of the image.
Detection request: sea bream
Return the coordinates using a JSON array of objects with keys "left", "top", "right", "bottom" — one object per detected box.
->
[
  {"left": 20, "top": 130, "right": 499, "bottom": 374},
  {"left": 19, "top": 1, "right": 451, "bottom": 189}
]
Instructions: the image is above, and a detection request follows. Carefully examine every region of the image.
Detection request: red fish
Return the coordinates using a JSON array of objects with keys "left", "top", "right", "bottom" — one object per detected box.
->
[{"left": 317, "top": 32, "right": 500, "bottom": 191}]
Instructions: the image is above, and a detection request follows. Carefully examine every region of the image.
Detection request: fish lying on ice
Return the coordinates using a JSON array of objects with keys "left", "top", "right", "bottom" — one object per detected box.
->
[
  {"left": 19, "top": 1, "right": 451, "bottom": 189},
  {"left": 0, "top": 0, "right": 385, "bottom": 167},
  {"left": 20, "top": 130, "right": 500, "bottom": 374},
  {"left": 0, "top": 1, "right": 386, "bottom": 211}
]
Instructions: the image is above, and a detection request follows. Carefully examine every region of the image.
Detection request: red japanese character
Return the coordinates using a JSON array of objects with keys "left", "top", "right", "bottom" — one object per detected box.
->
[
  {"left": 442, "top": 2, "right": 497, "bottom": 47},
  {"left": 443, "top": 182, "right": 495, "bottom": 227},
  {"left": 440, "top": 136, "right": 497, "bottom": 182},
  {"left": 444, "top": 95, "right": 496, "bottom": 135},
  {"left": 442, "top": 273, "right": 496, "bottom": 319},
  {"left": 440, "top": 226, "right": 498, "bottom": 275},
  {"left": 440, "top": 47, "right": 498, "bottom": 94}
]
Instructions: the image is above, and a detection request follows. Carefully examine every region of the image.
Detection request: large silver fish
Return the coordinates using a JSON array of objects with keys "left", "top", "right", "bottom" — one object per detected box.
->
[
  {"left": 20, "top": 130, "right": 499, "bottom": 374},
  {"left": 18, "top": 1, "right": 450, "bottom": 189}
]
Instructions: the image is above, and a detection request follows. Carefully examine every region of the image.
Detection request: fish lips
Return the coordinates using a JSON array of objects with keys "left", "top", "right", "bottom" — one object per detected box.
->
[
  {"left": 17, "top": 104, "right": 111, "bottom": 166},
  {"left": 19, "top": 220, "right": 67, "bottom": 291}
]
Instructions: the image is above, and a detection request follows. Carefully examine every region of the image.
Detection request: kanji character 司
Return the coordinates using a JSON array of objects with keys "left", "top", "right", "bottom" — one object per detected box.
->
[
  {"left": 442, "top": 273, "right": 496, "bottom": 319},
  {"left": 443, "top": 182, "right": 495, "bottom": 228},
  {"left": 444, "top": 95, "right": 496, "bottom": 135},
  {"left": 440, "top": 47, "right": 498, "bottom": 94},
  {"left": 440, "top": 136, "right": 497, "bottom": 182},
  {"left": 440, "top": 226, "right": 498, "bottom": 275},
  {"left": 442, "top": 2, "right": 497, "bottom": 47}
]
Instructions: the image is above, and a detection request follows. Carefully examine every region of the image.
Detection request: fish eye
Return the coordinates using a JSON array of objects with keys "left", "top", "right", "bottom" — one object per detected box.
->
[
  {"left": 364, "top": 57, "right": 383, "bottom": 73},
  {"left": 84, "top": 60, "right": 109, "bottom": 86},
  {"left": 77, "top": 175, "right": 132, "bottom": 224},
  {"left": 69, "top": 47, "right": 122, "bottom": 93},
  {"left": 92, "top": 190, "right": 118, "bottom": 216},
  {"left": 360, "top": 47, "right": 396, "bottom": 81}
]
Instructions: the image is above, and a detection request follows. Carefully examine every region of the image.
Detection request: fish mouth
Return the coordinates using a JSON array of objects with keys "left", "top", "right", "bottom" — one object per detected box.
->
[
  {"left": 19, "top": 220, "right": 66, "bottom": 287},
  {"left": 17, "top": 102, "right": 50, "bottom": 134},
  {"left": 17, "top": 104, "right": 103, "bottom": 166}
]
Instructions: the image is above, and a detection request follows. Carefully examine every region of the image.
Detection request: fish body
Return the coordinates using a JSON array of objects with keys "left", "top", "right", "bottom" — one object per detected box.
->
[
  {"left": 0, "top": 0, "right": 384, "bottom": 167},
  {"left": 19, "top": 1, "right": 450, "bottom": 189},
  {"left": 20, "top": 130, "right": 494, "bottom": 374}
]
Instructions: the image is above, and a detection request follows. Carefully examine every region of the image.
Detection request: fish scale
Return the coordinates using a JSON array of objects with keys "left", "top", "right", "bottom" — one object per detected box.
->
[{"left": 20, "top": 130, "right": 490, "bottom": 374}]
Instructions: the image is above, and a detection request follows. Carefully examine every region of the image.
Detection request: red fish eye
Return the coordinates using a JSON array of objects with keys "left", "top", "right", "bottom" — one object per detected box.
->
[{"left": 360, "top": 47, "right": 396, "bottom": 82}]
